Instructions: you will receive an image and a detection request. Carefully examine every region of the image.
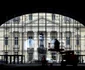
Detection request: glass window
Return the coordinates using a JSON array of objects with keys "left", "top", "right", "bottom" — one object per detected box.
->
[
  {"left": 76, "top": 39, "right": 79, "bottom": 45},
  {"left": 14, "top": 37, "right": 18, "bottom": 45},
  {"left": 60, "top": 32, "right": 62, "bottom": 39},
  {"left": 52, "top": 14, "right": 55, "bottom": 20},
  {"left": 4, "top": 37, "right": 8, "bottom": 45},
  {"left": 64, "top": 17, "right": 71, "bottom": 23},
  {"left": 13, "top": 17, "right": 20, "bottom": 24},
  {"left": 76, "top": 35, "right": 80, "bottom": 45},
  {"left": 66, "top": 37, "right": 70, "bottom": 45},
  {"left": 29, "top": 14, "right": 32, "bottom": 20},
  {"left": 76, "top": 50, "right": 80, "bottom": 55}
]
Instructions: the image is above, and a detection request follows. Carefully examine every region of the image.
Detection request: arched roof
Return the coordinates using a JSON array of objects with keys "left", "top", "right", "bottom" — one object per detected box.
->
[
  {"left": 0, "top": 8, "right": 85, "bottom": 26},
  {"left": 1, "top": 13, "right": 84, "bottom": 27}
]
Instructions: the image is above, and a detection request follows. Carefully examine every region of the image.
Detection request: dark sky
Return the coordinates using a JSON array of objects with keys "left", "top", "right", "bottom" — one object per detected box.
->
[{"left": 0, "top": 1, "right": 85, "bottom": 26}]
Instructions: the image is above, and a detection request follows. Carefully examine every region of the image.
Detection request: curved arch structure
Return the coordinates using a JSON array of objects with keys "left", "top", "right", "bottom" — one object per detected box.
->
[{"left": 0, "top": 13, "right": 85, "bottom": 64}]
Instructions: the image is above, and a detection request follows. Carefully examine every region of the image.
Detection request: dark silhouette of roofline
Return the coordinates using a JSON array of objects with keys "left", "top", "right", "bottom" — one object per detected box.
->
[{"left": 0, "top": 7, "right": 85, "bottom": 26}]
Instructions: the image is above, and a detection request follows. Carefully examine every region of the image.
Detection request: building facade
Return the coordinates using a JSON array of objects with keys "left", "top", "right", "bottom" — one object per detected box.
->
[{"left": 0, "top": 13, "right": 85, "bottom": 63}]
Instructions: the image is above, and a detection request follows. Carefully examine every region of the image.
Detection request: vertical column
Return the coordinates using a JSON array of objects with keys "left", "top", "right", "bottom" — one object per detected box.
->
[
  {"left": 19, "top": 32, "right": 23, "bottom": 62},
  {"left": 33, "top": 31, "right": 38, "bottom": 60},
  {"left": 47, "top": 32, "right": 51, "bottom": 48},
  {"left": 7, "top": 32, "right": 13, "bottom": 63},
  {"left": 19, "top": 32, "right": 24, "bottom": 53},
  {"left": 34, "top": 31, "right": 38, "bottom": 48},
  {"left": 57, "top": 32, "right": 60, "bottom": 41},
  {"left": 69, "top": 32, "right": 72, "bottom": 49},
  {"left": 22, "top": 32, "right": 28, "bottom": 63},
  {"left": 11, "top": 32, "right": 14, "bottom": 55},
  {"left": 62, "top": 32, "right": 64, "bottom": 38},
  {"left": 62, "top": 32, "right": 65, "bottom": 46},
  {"left": 47, "top": 32, "right": 51, "bottom": 60},
  {"left": 60, "top": 32, "right": 65, "bottom": 49},
  {"left": 19, "top": 32, "right": 22, "bottom": 53},
  {"left": 74, "top": 31, "right": 77, "bottom": 51},
  {"left": 57, "top": 32, "right": 61, "bottom": 63},
  {"left": 59, "top": 32, "right": 65, "bottom": 62},
  {"left": 71, "top": 32, "right": 74, "bottom": 50}
]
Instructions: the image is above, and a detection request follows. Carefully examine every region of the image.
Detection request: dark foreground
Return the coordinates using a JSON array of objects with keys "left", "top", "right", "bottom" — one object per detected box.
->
[{"left": 0, "top": 63, "right": 85, "bottom": 69}]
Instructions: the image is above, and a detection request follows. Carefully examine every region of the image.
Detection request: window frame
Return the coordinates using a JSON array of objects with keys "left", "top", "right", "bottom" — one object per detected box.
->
[
  {"left": 29, "top": 14, "right": 32, "bottom": 20},
  {"left": 14, "top": 37, "right": 18, "bottom": 45},
  {"left": 4, "top": 37, "right": 8, "bottom": 45},
  {"left": 52, "top": 14, "right": 55, "bottom": 20}
]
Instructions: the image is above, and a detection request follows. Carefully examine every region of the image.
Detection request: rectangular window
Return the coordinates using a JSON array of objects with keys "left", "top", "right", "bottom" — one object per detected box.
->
[
  {"left": 13, "top": 17, "right": 20, "bottom": 24},
  {"left": 4, "top": 37, "right": 8, "bottom": 45},
  {"left": 66, "top": 37, "right": 70, "bottom": 45},
  {"left": 76, "top": 39, "right": 79, "bottom": 45},
  {"left": 14, "top": 37, "right": 18, "bottom": 45},
  {"left": 52, "top": 14, "right": 55, "bottom": 20},
  {"left": 76, "top": 35, "right": 80, "bottom": 45},
  {"left": 61, "top": 32, "right": 62, "bottom": 39},
  {"left": 64, "top": 17, "right": 71, "bottom": 23},
  {"left": 76, "top": 51, "right": 80, "bottom": 55},
  {"left": 29, "top": 14, "right": 32, "bottom": 20}
]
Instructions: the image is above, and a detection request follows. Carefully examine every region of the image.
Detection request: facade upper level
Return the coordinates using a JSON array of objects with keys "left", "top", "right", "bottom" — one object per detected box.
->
[{"left": 0, "top": 13, "right": 84, "bottom": 28}]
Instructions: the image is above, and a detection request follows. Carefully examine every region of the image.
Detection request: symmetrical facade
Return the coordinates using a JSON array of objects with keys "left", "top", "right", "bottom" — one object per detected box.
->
[{"left": 0, "top": 13, "right": 85, "bottom": 63}]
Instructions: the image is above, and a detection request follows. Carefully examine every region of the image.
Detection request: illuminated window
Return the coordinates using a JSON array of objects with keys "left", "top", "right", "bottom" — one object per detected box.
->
[
  {"left": 76, "top": 35, "right": 80, "bottom": 45},
  {"left": 29, "top": 14, "right": 32, "bottom": 20},
  {"left": 65, "top": 31, "right": 71, "bottom": 45},
  {"left": 4, "top": 37, "right": 8, "bottom": 45},
  {"left": 66, "top": 37, "right": 70, "bottom": 45},
  {"left": 64, "top": 17, "right": 71, "bottom": 23},
  {"left": 52, "top": 14, "right": 55, "bottom": 20},
  {"left": 14, "top": 37, "right": 18, "bottom": 45},
  {"left": 13, "top": 17, "right": 20, "bottom": 24}
]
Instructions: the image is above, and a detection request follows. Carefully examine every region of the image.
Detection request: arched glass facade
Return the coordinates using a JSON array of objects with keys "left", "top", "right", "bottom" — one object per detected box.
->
[{"left": 0, "top": 13, "right": 85, "bottom": 64}]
